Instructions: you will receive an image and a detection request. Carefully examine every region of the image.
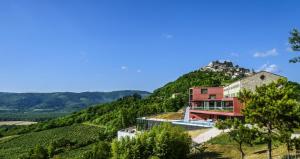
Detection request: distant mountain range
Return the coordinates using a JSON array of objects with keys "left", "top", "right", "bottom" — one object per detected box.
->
[{"left": 0, "top": 90, "right": 150, "bottom": 120}]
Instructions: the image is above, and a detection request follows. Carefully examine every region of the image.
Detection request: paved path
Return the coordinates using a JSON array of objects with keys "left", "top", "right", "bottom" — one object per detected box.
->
[
  {"left": 192, "top": 127, "right": 228, "bottom": 144},
  {"left": 193, "top": 128, "right": 300, "bottom": 144}
]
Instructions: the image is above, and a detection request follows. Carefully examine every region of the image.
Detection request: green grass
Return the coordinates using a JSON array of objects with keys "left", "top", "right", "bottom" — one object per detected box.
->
[
  {"left": 0, "top": 135, "right": 19, "bottom": 144},
  {"left": 203, "top": 133, "right": 288, "bottom": 159},
  {"left": 0, "top": 124, "right": 103, "bottom": 159},
  {"left": 187, "top": 128, "right": 210, "bottom": 138},
  {"left": 206, "top": 133, "right": 232, "bottom": 145},
  {"left": 148, "top": 112, "right": 183, "bottom": 120}
]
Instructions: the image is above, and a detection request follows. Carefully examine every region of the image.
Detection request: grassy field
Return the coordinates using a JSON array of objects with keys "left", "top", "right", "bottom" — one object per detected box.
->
[
  {"left": 0, "top": 124, "right": 103, "bottom": 159},
  {"left": 0, "top": 121, "right": 37, "bottom": 126},
  {"left": 149, "top": 112, "right": 183, "bottom": 120},
  {"left": 187, "top": 128, "right": 211, "bottom": 138},
  {"left": 199, "top": 133, "right": 288, "bottom": 159}
]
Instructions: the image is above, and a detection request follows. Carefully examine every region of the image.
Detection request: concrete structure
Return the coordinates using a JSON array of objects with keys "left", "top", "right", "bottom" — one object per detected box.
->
[
  {"left": 189, "top": 86, "right": 243, "bottom": 120},
  {"left": 224, "top": 71, "right": 283, "bottom": 97},
  {"left": 192, "top": 128, "right": 229, "bottom": 144},
  {"left": 189, "top": 71, "right": 283, "bottom": 120},
  {"left": 117, "top": 127, "right": 137, "bottom": 139}
]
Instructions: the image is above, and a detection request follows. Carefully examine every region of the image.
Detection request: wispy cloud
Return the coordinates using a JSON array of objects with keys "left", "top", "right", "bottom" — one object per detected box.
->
[
  {"left": 162, "top": 33, "right": 174, "bottom": 39},
  {"left": 121, "top": 66, "right": 128, "bottom": 70},
  {"left": 253, "top": 48, "right": 278, "bottom": 58},
  {"left": 256, "top": 63, "right": 279, "bottom": 73},
  {"left": 137, "top": 69, "right": 142, "bottom": 73}
]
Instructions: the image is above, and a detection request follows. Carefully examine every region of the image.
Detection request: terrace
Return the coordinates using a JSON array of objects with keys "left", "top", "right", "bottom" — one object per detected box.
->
[{"left": 191, "top": 100, "right": 234, "bottom": 112}]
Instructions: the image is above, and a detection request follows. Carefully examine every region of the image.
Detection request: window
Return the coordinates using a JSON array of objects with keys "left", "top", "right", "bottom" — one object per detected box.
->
[
  {"left": 195, "top": 101, "right": 204, "bottom": 107},
  {"left": 201, "top": 88, "right": 208, "bottom": 94},
  {"left": 209, "top": 101, "right": 215, "bottom": 108},
  {"left": 224, "top": 101, "right": 233, "bottom": 107},
  {"left": 209, "top": 94, "right": 216, "bottom": 99},
  {"left": 204, "top": 101, "right": 209, "bottom": 107},
  {"left": 189, "top": 89, "right": 193, "bottom": 100},
  {"left": 260, "top": 75, "right": 265, "bottom": 80}
]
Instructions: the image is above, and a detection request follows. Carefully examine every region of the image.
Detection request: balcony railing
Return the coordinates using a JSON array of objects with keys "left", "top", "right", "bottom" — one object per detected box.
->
[{"left": 191, "top": 106, "right": 234, "bottom": 112}]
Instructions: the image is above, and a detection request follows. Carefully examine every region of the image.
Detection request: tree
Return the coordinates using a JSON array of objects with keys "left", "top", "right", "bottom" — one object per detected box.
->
[
  {"left": 47, "top": 143, "right": 55, "bottom": 158},
  {"left": 216, "top": 119, "right": 259, "bottom": 159},
  {"left": 27, "top": 145, "right": 49, "bottom": 159},
  {"left": 111, "top": 123, "right": 192, "bottom": 159},
  {"left": 289, "top": 29, "right": 300, "bottom": 63},
  {"left": 215, "top": 119, "right": 231, "bottom": 133},
  {"left": 228, "top": 119, "right": 259, "bottom": 159},
  {"left": 82, "top": 141, "right": 111, "bottom": 159},
  {"left": 278, "top": 130, "right": 294, "bottom": 159},
  {"left": 242, "top": 78, "right": 300, "bottom": 159}
]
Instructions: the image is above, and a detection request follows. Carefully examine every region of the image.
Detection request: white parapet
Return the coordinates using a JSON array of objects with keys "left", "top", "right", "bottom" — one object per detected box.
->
[{"left": 117, "top": 127, "right": 137, "bottom": 140}]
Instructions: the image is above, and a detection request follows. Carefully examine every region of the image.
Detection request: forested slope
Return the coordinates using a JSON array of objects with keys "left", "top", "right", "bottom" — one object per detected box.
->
[
  {"left": 0, "top": 90, "right": 150, "bottom": 121},
  {"left": 1, "top": 69, "right": 298, "bottom": 158}
]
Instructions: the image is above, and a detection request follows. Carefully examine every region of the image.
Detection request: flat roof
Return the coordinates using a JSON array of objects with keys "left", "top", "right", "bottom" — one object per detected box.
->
[
  {"left": 190, "top": 86, "right": 223, "bottom": 89},
  {"left": 191, "top": 97, "right": 238, "bottom": 102}
]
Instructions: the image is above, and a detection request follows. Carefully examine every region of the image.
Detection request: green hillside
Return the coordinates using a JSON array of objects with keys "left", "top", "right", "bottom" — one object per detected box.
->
[
  {"left": 0, "top": 90, "right": 150, "bottom": 121},
  {"left": 0, "top": 124, "right": 102, "bottom": 159},
  {"left": 0, "top": 70, "right": 237, "bottom": 158},
  {"left": 0, "top": 69, "right": 298, "bottom": 158}
]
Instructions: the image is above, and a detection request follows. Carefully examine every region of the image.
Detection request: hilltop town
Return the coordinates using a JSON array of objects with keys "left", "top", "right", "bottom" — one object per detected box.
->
[{"left": 201, "top": 60, "right": 254, "bottom": 78}]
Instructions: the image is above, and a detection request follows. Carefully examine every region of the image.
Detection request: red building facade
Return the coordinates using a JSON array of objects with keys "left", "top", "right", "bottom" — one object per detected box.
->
[{"left": 189, "top": 87, "right": 243, "bottom": 120}]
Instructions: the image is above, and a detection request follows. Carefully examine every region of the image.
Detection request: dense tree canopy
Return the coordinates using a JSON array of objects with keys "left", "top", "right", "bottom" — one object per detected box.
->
[
  {"left": 82, "top": 141, "right": 111, "bottom": 159},
  {"left": 227, "top": 119, "right": 259, "bottom": 159},
  {"left": 111, "top": 123, "right": 192, "bottom": 159},
  {"left": 241, "top": 78, "right": 300, "bottom": 159},
  {"left": 289, "top": 29, "right": 300, "bottom": 63}
]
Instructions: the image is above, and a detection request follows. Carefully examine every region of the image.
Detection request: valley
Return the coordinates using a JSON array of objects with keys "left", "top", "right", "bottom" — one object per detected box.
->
[{"left": 0, "top": 90, "right": 150, "bottom": 121}]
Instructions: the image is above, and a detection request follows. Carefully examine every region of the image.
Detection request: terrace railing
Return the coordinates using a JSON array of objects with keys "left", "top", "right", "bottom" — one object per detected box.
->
[{"left": 191, "top": 106, "right": 234, "bottom": 112}]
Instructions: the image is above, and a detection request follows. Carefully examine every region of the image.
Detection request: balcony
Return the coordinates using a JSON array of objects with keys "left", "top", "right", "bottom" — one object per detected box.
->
[{"left": 191, "top": 106, "right": 234, "bottom": 112}]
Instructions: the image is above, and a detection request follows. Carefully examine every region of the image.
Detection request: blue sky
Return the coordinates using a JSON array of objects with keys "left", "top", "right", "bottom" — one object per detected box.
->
[{"left": 0, "top": 0, "right": 299, "bottom": 92}]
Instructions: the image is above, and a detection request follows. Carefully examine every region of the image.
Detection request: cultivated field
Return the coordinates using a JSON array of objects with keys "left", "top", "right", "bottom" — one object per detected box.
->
[
  {"left": 0, "top": 124, "right": 103, "bottom": 159},
  {"left": 0, "top": 121, "right": 37, "bottom": 126}
]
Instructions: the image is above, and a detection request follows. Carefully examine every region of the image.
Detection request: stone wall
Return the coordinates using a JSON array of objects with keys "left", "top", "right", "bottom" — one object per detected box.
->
[{"left": 241, "top": 71, "right": 282, "bottom": 92}]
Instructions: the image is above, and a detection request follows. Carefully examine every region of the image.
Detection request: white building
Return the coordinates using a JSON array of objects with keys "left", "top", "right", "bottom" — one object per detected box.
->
[
  {"left": 117, "top": 127, "right": 137, "bottom": 139},
  {"left": 224, "top": 71, "right": 283, "bottom": 97}
]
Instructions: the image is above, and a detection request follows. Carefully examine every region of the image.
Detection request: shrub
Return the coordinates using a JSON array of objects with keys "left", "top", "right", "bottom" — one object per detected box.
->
[{"left": 111, "top": 123, "right": 192, "bottom": 159}]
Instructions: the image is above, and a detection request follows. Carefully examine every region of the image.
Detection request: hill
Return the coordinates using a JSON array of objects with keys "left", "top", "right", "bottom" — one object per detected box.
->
[
  {"left": 0, "top": 90, "right": 150, "bottom": 121},
  {"left": 0, "top": 68, "right": 238, "bottom": 158},
  {"left": 0, "top": 62, "right": 298, "bottom": 158}
]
